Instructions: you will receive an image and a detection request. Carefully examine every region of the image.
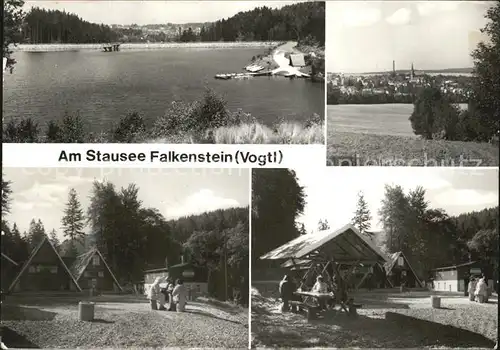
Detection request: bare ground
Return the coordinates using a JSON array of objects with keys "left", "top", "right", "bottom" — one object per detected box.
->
[
  {"left": 251, "top": 287, "right": 498, "bottom": 348},
  {"left": 1, "top": 294, "right": 248, "bottom": 349}
]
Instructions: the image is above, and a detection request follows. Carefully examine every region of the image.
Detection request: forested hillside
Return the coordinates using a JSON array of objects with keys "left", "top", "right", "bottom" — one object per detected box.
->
[
  {"left": 21, "top": 7, "right": 119, "bottom": 44},
  {"left": 199, "top": 2, "right": 325, "bottom": 45},
  {"left": 16, "top": 2, "right": 324, "bottom": 44}
]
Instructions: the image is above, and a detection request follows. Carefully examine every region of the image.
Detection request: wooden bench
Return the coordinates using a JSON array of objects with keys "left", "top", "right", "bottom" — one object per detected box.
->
[{"left": 289, "top": 300, "right": 320, "bottom": 320}]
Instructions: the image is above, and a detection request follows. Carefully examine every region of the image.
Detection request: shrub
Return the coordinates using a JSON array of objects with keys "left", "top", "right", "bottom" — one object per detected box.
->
[
  {"left": 304, "top": 113, "right": 323, "bottom": 128},
  {"left": 3, "top": 118, "right": 40, "bottom": 142},
  {"left": 45, "top": 120, "right": 62, "bottom": 142},
  {"left": 112, "top": 112, "right": 147, "bottom": 143},
  {"left": 189, "top": 88, "right": 232, "bottom": 131},
  {"left": 151, "top": 100, "right": 198, "bottom": 138},
  {"left": 45, "top": 114, "right": 87, "bottom": 143},
  {"left": 409, "top": 87, "right": 460, "bottom": 140}
]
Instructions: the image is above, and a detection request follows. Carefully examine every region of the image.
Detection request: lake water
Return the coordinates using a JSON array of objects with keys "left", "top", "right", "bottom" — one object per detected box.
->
[
  {"left": 3, "top": 49, "right": 324, "bottom": 131},
  {"left": 328, "top": 103, "right": 468, "bottom": 137}
]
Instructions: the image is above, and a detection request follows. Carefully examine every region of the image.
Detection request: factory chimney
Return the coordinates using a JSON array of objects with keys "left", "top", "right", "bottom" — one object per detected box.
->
[{"left": 393, "top": 60, "right": 396, "bottom": 76}]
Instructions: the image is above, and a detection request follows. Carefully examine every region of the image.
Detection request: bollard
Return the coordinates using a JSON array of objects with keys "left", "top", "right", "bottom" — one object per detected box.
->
[
  {"left": 78, "top": 301, "right": 95, "bottom": 321},
  {"left": 430, "top": 296, "right": 441, "bottom": 308}
]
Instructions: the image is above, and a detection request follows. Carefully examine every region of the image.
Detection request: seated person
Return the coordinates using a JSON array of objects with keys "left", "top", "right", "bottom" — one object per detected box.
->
[{"left": 311, "top": 276, "right": 329, "bottom": 310}]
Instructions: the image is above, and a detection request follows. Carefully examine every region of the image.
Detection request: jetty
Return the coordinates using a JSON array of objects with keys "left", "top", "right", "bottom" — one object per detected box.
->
[
  {"left": 214, "top": 71, "right": 273, "bottom": 80},
  {"left": 103, "top": 43, "right": 121, "bottom": 52}
]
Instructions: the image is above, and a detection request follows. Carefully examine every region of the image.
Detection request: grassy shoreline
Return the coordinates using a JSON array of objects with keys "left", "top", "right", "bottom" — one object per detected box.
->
[
  {"left": 3, "top": 88, "right": 325, "bottom": 144},
  {"left": 11, "top": 41, "right": 280, "bottom": 52},
  {"left": 327, "top": 131, "right": 499, "bottom": 166}
]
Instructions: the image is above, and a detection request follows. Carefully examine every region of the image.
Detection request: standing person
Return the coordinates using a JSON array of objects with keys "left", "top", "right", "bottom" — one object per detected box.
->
[
  {"left": 172, "top": 279, "right": 187, "bottom": 312},
  {"left": 279, "top": 275, "right": 292, "bottom": 312},
  {"left": 148, "top": 277, "right": 162, "bottom": 310},
  {"left": 475, "top": 277, "right": 488, "bottom": 303},
  {"left": 468, "top": 277, "right": 477, "bottom": 301}
]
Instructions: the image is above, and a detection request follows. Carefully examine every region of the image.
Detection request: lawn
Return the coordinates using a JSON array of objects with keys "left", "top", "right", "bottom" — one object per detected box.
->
[
  {"left": 1, "top": 294, "right": 248, "bottom": 348},
  {"left": 251, "top": 287, "right": 498, "bottom": 348},
  {"left": 327, "top": 131, "right": 499, "bottom": 166}
]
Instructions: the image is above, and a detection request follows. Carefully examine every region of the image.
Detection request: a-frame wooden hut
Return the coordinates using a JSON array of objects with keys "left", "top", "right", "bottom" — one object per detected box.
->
[
  {"left": 8, "top": 236, "right": 82, "bottom": 292},
  {"left": 384, "top": 251, "right": 423, "bottom": 288},
  {"left": 69, "top": 247, "right": 123, "bottom": 292}
]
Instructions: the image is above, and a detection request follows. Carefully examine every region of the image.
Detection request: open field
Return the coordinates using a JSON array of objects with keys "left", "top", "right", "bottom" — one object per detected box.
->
[
  {"left": 328, "top": 104, "right": 468, "bottom": 137},
  {"left": 1, "top": 294, "right": 248, "bottom": 348},
  {"left": 251, "top": 287, "right": 498, "bottom": 348},
  {"left": 327, "top": 131, "right": 499, "bottom": 166},
  {"left": 11, "top": 41, "right": 279, "bottom": 52}
]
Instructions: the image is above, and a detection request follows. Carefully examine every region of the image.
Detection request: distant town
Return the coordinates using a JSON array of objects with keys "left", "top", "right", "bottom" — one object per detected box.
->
[
  {"left": 327, "top": 61, "right": 474, "bottom": 104},
  {"left": 110, "top": 23, "right": 207, "bottom": 42}
]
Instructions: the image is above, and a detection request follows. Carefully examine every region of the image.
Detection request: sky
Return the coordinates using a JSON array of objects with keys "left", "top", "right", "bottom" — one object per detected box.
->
[
  {"left": 3, "top": 168, "right": 250, "bottom": 240},
  {"left": 24, "top": 1, "right": 302, "bottom": 25},
  {"left": 294, "top": 167, "right": 499, "bottom": 233},
  {"left": 326, "top": 1, "right": 493, "bottom": 73}
]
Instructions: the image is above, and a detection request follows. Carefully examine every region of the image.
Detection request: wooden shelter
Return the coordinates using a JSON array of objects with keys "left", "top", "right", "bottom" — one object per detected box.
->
[
  {"left": 69, "top": 247, "right": 123, "bottom": 292},
  {"left": 1, "top": 253, "right": 19, "bottom": 291},
  {"left": 8, "top": 236, "right": 82, "bottom": 292},
  {"left": 384, "top": 251, "right": 423, "bottom": 288},
  {"left": 261, "top": 223, "right": 388, "bottom": 301}
]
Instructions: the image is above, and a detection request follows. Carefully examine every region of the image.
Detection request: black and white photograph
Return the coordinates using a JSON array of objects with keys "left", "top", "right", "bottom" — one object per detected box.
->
[
  {"left": 3, "top": 0, "right": 325, "bottom": 144},
  {"left": 326, "top": 1, "right": 500, "bottom": 166},
  {"left": 251, "top": 167, "right": 498, "bottom": 348},
  {"left": 1, "top": 168, "right": 250, "bottom": 348}
]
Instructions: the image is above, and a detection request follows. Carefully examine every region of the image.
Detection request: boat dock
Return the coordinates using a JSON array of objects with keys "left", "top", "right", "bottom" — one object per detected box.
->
[
  {"left": 214, "top": 71, "right": 272, "bottom": 80},
  {"left": 103, "top": 43, "right": 121, "bottom": 52}
]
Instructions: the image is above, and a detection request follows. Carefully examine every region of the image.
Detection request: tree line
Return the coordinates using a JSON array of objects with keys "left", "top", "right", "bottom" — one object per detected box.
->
[
  {"left": 251, "top": 169, "right": 498, "bottom": 280},
  {"left": 1, "top": 175, "right": 248, "bottom": 303},
  {"left": 21, "top": 7, "right": 119, "bottom": 44}
]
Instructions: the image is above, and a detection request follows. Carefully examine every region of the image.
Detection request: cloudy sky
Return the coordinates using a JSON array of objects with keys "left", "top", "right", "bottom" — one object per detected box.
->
[
  {"left": 294, "top": 168, "right": 499, "bottom": 233},
  {"left": 4, "top": 168, "right": 249, "bottom": 240},
  {"left": 327, "top": 1, "right": 493, "bottom": 73},
  {"left": 24, "top": 1, "right": 301, "bottom": 25}
]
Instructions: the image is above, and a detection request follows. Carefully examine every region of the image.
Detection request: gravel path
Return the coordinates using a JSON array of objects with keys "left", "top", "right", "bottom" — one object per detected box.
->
[
  {"left": 251, "top": 289, "right": 497, "bottom": 348},
  {"left": 2, "top": 296, "right": 248, "bottom": 348}
]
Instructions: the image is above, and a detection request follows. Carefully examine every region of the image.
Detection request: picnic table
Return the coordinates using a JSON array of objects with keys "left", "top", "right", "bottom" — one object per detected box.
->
[{"left": 292, "top": 290, "right": 358, "bottom": 319}]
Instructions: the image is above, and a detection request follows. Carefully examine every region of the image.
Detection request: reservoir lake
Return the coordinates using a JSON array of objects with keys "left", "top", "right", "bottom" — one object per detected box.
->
[{"left": 3, "top": 48, "right": 324, "bottom": 131}]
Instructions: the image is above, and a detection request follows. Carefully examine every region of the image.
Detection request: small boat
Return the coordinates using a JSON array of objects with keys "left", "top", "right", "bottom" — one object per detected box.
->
[
  {"left": 245, "top": 64, "right": 264, "bottom": 73},
  {"left": 215, "top": 74, "right": 231, "bottom": 80}
]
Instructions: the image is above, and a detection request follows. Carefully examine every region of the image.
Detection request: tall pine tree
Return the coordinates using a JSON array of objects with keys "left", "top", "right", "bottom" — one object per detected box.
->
[
  {"left": 2, "top": 175, "right": 12, "bottom": 216},
  {"left": 49, "top": 229, "right": 60, "bottom": 251},
  {"left": 61, "top": 188, "right": 85, "bottom": 256},
  {"left": 27, "top": 218, "right": 46, "bottom": 249},
  {"left": 352, "top": 191, "right": 372, "bottom": 235}
]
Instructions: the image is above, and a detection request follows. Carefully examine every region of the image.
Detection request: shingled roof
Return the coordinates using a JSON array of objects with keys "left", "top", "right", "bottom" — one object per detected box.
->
[
  {"left": 69, "top": 247, "right": 123, "bottom": 291},
  {"left": 261, "top": 223, "right": 388, "bottom": 265}
]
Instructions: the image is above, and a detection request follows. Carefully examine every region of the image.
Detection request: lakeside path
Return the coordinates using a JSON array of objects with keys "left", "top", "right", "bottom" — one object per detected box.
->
[
  {"left": 271, "top": 41, "right": 310, "bottom": 77},
  {"left": 11, "top": 41, "right": 279, "bottom": 52}
]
